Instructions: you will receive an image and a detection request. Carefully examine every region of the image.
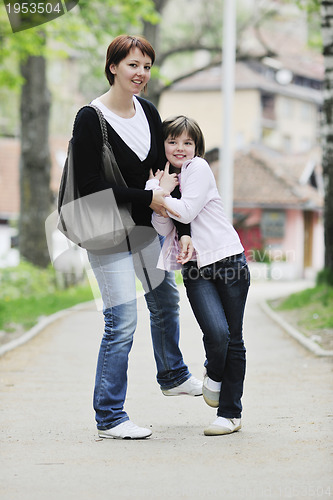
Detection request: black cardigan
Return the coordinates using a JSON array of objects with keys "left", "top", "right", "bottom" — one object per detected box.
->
[{"left": 72, "top": 96, "right": 190, "bottom": 242}]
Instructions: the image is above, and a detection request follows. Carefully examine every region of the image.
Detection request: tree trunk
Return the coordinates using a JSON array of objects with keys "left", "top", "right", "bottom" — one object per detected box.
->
[
  {"left": 143, "top": 0, "right": 168, "bottom": 107},
  {"left": 19, "top": 55, "right": 52, "bottom": 267},
  {"left": 321, "top": 1, "right": 333, "bottom": 274}
]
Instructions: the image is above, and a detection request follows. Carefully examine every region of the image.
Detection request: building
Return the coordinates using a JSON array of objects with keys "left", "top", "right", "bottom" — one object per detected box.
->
[
  {"left": 0, "top": 137, "right": 66, "bottom": 267},
  {"left": 159, "top": 52, "right": 324, "bottom": 279},
  {"left": 209, "top": 147, "right": 324, "bottom": 279}
]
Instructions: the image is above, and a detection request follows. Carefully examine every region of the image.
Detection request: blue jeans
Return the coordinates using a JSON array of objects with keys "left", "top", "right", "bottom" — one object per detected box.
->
[
  {"left": 182, "top": 252, "right": 250, "bottom": 419},
  {"left": 87, "top": 236, "right": 190, "bottom": 430}
]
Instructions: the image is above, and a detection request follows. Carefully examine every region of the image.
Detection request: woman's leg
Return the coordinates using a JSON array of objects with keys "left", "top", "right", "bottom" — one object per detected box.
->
[
  {"left": 88, "top": 251, "right": 137, "bottom": 430},
  {"left": 133, "top": 237, "right": 190, "bottom": 389}
]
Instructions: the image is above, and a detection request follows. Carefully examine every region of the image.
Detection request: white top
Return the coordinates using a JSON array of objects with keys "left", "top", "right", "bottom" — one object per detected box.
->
[
  {"left": 146, "top": 156, "right": 244, "bottom": 270},
  {"left": 91, "top": 96, "right": 151, "bottom": 161}
]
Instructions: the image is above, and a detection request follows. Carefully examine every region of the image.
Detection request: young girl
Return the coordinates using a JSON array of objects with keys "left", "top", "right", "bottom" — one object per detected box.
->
[{"left": 146, "top": 116, "right": 250, "bottom": 436}]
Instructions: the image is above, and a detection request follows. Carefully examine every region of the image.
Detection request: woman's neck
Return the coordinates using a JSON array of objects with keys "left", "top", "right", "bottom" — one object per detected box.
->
[{"left": 98, "top": 88, "right": 136, "bottom": 118}]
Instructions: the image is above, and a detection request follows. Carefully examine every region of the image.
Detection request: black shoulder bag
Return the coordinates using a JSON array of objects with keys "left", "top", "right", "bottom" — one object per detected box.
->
[{"left": 57, "top": 105, "right": 135, "bottom": 251}]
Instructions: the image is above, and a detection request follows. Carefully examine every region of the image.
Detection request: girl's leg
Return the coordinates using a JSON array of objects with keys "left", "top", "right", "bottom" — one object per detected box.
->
[
  {"left": 182, "top": 262, "right": 230, "bottom": 383},
  {"left": 183, "top": 255, "right": 249, "bottom": 419},
  {"left": 88, "top": 251, "right": 137, "bottom": 430},
  {"left": 214, "top": 253, "right": 250, "bottom": 419}
]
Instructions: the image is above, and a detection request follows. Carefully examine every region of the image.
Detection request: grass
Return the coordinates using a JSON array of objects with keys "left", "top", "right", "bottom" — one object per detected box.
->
[
  {"left": 0, "top": 285, "right": 94, "bottom": 332},
  {"left": 273, "top": 284, "right": 333, "bottom": 331},
  {"left": 270, "top": 283, "right": 333, "bottom": 350},
  {"left": 0, "top": 262, "right": 183, "bottom": 336},
  {"left": 0, "top": 261, "right": 94, "bottom": 334}
]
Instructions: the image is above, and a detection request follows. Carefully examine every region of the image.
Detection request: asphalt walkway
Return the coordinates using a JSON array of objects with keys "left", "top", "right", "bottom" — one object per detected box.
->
[{"left": 1, "top": 280, "right": 332, "bottom": 500}]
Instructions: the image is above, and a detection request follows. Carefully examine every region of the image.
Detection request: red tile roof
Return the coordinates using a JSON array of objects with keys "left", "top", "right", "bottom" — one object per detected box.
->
[{"left": 210, "top": 147, "right": 323, "bottom": 210}]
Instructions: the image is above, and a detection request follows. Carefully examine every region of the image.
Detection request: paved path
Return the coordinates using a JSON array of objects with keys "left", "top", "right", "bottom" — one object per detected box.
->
[{"left": 1, "top": 280, "right": 332, "bottom": 500}]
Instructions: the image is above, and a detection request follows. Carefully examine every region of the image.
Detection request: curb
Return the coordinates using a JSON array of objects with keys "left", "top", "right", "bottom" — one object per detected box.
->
[
  {"left": 0, "top": 300, "right": 95, "bottom": 359},
  {"left": 261, "top": 301, "right": 333, "bottom": 357},
  {"left": 2, "top": 294, "right": 332, "bottom": 359},
  {"left": 0, "top": 290, "right": 145, "bottom": 359}
]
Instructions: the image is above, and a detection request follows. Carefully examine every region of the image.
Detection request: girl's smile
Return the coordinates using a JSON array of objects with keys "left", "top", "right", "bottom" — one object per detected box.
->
[{"left": 164, "top": 131, "right": 196, "bottom": 170}]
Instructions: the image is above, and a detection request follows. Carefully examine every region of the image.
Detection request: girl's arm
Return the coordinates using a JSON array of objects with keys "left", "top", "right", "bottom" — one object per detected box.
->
[
  {"left": 164, "top": 158, "right": 213, "bottom": 223},
  {"left": 151, "top": 212, "right": 175, "bottom": 236}
]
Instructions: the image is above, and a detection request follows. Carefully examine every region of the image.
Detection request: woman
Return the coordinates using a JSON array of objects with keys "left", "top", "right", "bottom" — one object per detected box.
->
[{"left": 72, "top": 36, "right": 202, "bottom": 440}]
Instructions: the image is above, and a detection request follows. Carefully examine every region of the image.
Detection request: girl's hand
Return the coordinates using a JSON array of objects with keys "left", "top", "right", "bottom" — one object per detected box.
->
[
  {"left": 149, "top": 168, "right": 164, "bottom": 181},
  {"left": 177, "top": 235, "right": 194, "bottom": 264},
  {"left": 159, "top": 162, "right": 179, "bottom": 194},
  {"left": 149, "top": 189, "right": 180, "bottom": 218}
]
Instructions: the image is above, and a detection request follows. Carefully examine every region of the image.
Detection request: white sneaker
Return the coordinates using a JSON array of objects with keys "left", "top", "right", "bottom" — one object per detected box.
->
[
  {"left": 204, "top": 417, "right": 241, "bottom": 436},
  {"left": 161, "top": 375, "right": 203, "bottom": 396},
  {"left": 98, "top": 420, "right": 152, "bottom": 440},
  {"left": 202, "top": 374, "right": 220, "bottom": 408}
]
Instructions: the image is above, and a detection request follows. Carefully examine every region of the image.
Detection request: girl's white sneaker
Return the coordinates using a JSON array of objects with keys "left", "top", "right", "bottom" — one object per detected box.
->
[
  {"left": 204, "top": 417, "right": 241, "bottom": 436},
  {"left": 202, "top": 374, "right": 221, "bottom": 408}
]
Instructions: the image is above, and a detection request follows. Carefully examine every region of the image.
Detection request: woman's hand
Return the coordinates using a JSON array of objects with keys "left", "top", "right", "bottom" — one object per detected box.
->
[
  {"left": 177, "top": 235, "right": 194, "bottom": 264},
  {"left": 149, "top": 189, "right": 179, "bottom": 218},
  {"left": 159, "top": 162, "right": 179, "bottom": 194}
]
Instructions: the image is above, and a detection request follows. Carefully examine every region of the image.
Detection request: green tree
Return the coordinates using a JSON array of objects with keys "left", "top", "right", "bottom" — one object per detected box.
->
[
  {"left": 321, "top": 0, "right": 333, "bottom": 279},
  {"left": 143, "top": 0, "right": 281, "bottom": 106},
  {"left": 0, "top": 0, "right": 158, "bottom": 267},
  {"left": 289, "top": 0, "right": 333, "bottom": 280}
]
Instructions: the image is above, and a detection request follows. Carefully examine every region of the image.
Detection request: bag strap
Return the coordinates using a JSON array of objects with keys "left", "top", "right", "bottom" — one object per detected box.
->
[
  {"left": 72, "top": 104, "right": 108, "bottom": 145},
  {"left": 71, "top": 103, "right": 127, "bottom": 187},
  {"left": 88, "top": 104, "right": 109, "bottom": 145}
]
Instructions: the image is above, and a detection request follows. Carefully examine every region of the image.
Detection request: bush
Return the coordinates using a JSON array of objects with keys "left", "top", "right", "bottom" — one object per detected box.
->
[
  {"left": 0, "top": 261, "right": 93, "bottom": 333},
  {"left": 316, "top": 268, "right": 333, "bottom": 287},
  {"left": 0, "top": 261, "right": 58, "bottom": 301}
]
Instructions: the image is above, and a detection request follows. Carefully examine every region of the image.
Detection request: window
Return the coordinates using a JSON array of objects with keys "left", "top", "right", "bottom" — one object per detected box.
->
[
  {"left": 282, "top": 135, "right": 292, "bottom": 152},
  {"left": 282, "top": 98, "right": 293, "bottom": 118}
]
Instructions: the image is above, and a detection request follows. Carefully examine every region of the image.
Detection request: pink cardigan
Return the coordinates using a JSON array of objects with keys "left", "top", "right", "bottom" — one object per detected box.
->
[{"left": 146, "top": 156, "right": 243, "bottom": 270}]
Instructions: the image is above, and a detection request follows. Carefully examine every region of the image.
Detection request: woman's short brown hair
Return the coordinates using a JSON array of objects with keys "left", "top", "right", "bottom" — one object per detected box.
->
[
  {"left": 162, "top": 115, "right": 205, "bottom": 158},
  {"left": 105, "top": 34, "right": 155, "bottom": 86}
]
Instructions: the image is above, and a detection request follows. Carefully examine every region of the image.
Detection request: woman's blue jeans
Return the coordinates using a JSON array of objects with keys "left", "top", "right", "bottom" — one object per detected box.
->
[
  {"left": 87, "top": 236, "right": 190, "bottom": 430},
  {"left": 182, "top": 253, "right": 250, "bottom": 419}
]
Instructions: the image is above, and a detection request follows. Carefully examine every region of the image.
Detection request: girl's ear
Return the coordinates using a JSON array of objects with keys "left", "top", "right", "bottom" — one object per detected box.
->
[{"left": 110, "top": 64, "right": 117, "bottom": 75}]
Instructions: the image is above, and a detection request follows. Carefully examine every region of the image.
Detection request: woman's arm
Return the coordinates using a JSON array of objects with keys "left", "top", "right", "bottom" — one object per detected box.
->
[{"left": 72, "top": 107, "right": 153, "bottom": 206}]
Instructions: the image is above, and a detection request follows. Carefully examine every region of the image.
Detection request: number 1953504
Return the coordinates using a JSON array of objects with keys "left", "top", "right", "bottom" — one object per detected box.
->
[{"left": 6, "top": 2, "right": 62, "bottom": 14}]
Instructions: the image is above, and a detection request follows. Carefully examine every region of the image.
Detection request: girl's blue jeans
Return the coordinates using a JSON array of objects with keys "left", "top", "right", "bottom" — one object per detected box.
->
[
  {"left": 182, "top": 252, "right": 250, "bottom": 419},
  {"left": 87, "top": 236, "right": 190, "bottom": 430}
]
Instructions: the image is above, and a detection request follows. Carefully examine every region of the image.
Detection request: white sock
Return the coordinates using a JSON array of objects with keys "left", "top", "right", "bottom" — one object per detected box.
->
[{"left": 206, "top": 376, "right": 222, "bottom": 392}]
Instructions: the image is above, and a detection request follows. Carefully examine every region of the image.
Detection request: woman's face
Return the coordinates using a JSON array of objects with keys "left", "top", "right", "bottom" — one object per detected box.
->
[
  {"left": 164, "top": 131, "right": 196, "bottom": 170},
  {"left": 110, "top": 47, "right": 152, "bottom": 94}
]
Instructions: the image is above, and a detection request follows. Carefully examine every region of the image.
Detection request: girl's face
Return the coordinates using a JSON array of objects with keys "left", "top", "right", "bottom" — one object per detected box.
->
[
  {"left": 164, "top": 131, "right": 196, "bottom": 170},
  {"left": 110, "top": 47, "right": 152, "bottom": 94}
]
